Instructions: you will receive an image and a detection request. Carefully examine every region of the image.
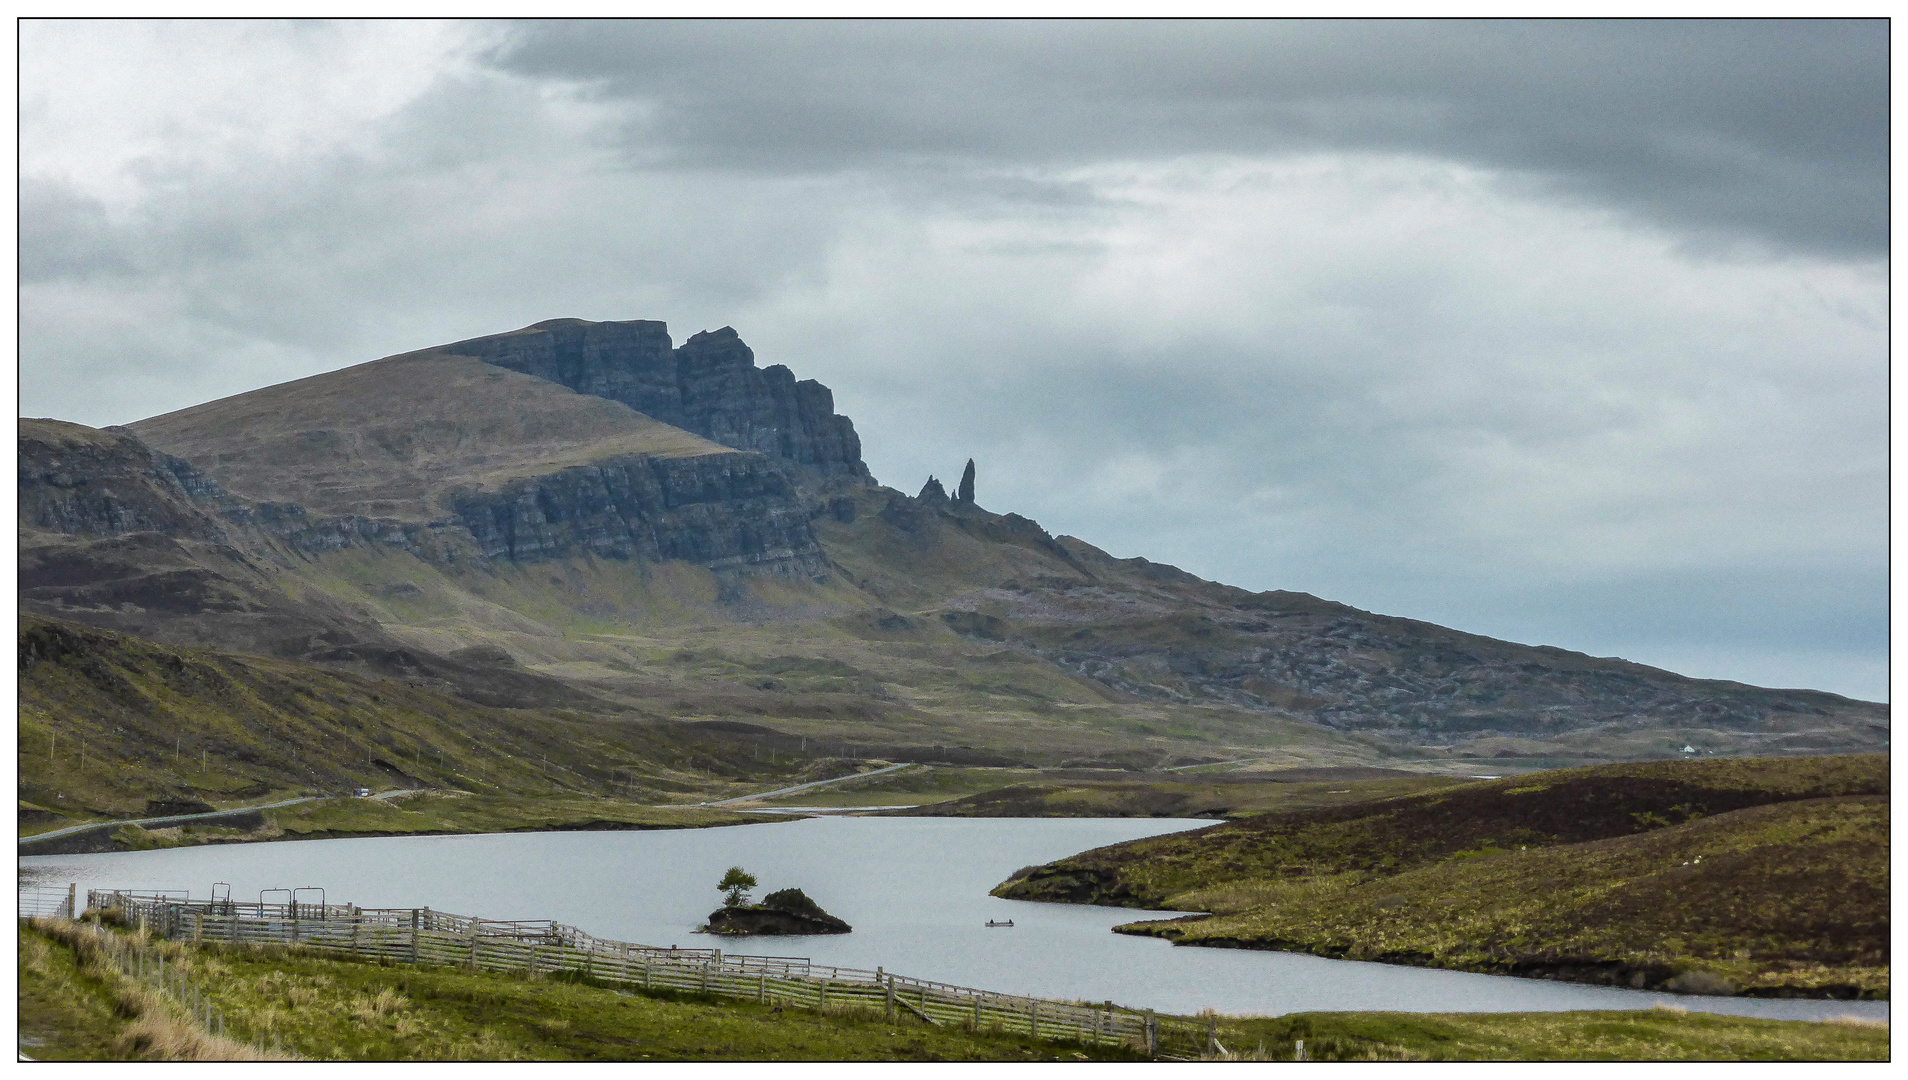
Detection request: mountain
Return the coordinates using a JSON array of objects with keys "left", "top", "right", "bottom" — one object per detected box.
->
[{"left": 18, "top": 317, "right": 1887, "bottom": 774}]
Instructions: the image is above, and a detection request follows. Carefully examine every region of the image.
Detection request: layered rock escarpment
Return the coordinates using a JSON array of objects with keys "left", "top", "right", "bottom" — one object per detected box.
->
[
  {"left": 439, "top": 319, "right": 872, "bottom": 487},
  {"left": 125, "top": 349, "right": 831, "bottom": 579},
  {"left": 450, "top": 452, "right": 826, "bottom": 575}
]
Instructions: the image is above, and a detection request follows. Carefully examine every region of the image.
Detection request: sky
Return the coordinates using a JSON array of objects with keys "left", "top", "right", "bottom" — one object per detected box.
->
[{"left": 16, "top": 19, "right": 1890, "bottom": 701}]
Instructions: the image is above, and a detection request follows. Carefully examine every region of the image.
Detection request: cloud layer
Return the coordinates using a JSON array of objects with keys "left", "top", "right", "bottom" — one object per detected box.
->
[{"left": 18, "top": 19, "right": 1888, "bottom": 699}]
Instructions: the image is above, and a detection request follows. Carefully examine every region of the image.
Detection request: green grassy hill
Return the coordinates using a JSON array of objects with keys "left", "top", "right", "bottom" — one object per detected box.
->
[
  {"left": 994, "top": 755, "right": 1888, "bottom": 997},
  {"left": 16, "top": 614, "right": 849, "bottom": 835}
]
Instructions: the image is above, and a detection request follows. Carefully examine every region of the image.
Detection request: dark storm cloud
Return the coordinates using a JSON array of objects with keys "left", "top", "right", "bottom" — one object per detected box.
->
[{"left": 490, "top": 18, "right": 1887, "bottom": 257}]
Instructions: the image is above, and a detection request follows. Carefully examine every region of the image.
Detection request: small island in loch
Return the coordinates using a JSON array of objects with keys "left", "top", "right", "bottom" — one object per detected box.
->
[{"left": 702, "top": 869, "right": 852, "bottom": 936}]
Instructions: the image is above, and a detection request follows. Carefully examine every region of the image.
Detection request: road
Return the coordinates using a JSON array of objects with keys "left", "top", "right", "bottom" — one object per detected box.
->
[
  {"left": 700, "top": 763, "right": 912, "bottom": 806},
  {"left": 17, "top": 789, "right": 422, "bottom": 848}
]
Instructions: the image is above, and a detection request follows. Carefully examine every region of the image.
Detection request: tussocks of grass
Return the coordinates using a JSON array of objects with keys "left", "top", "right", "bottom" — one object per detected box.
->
[
  {"left": 20, "top": 932, "right": 57, "bottom": 977},
  {"left": 110, "top": 1004, "right": 283, "bottom": 1061},
  {"left": 24, "top": 918, "right": 295, "bottom": 1061},
  {"left": 350, "top": 987, "right": 411, "bottom": 1022}
]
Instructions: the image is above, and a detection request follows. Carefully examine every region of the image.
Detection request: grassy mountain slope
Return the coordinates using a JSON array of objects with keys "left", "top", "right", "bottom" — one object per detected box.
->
[
  {"left": 260, "top": 492, "right": 1392, "bottom": 770},
  {"left": 994, "top": 755, "right": 1888, "bottom": 997},
  {"left": 128, "top": 351, "right": 731, "bottom": 520},
  {"left": 16, "top": 614, "right": 857, "bottom": 834}
]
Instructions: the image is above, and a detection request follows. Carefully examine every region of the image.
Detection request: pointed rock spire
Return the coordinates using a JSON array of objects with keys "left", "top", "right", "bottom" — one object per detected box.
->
[
  {"left": 956, "top": 458, "right": 976, "bottom": 506},
  {"left": 918, "top": 475, "right": 948, "bottom": 502}
]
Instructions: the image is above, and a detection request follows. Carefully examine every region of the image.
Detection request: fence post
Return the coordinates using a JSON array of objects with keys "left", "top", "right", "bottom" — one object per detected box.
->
[
  {"left": 65, "top": 882, "right": 76, "bottom": 919},
  {"left": 1029, "top": 999, "right": 1038, "bottom": 1037},
  {"left": 758, "top": 973, "right": 766, "bottom": 1004},
  {"left": 470, "top": 928, "right": 480, "bottom": 972},
  {"left": 886, "top": 976, "right": 896, "bottom": 1022},
  {"left": 1206, "top": 1013, "right": 1218, "bottom": 1058},
  {"left": 193, "top": 913, "right": 203, "bottom": 944},
  {"left": 817, "top": 978, "right": 827, "bottom": 1009},
  {"left": 1146, "top": 1010, "right": 1157, "bottom": 1057},
  {"left": 410, "top": 909, "right": 421, "bottom": 964}
]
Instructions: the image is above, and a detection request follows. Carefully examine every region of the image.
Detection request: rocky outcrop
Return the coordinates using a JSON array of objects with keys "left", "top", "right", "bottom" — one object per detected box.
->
[
  {"left": 704, "top": 888, "right": 851, "bottom": 936},
  {"left": 957, "top": 459, "right": 976, "bottom": 506},
  {"left": 448, "top": 451, "right": 827, "bottom": 576},
  {"left": 917, "top": 476, "right": 948, "bottom": 503},
  {"left": 19, "top": 420, "right": 239, "bottom": 544},
  {"left": 441, "top": 319, "right": 873, "bottom": 486}
]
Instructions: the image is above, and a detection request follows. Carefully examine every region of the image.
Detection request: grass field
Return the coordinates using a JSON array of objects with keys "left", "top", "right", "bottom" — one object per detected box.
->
[
  {"left": 997, "top": 755, "right": 1889, "bottom": 997},
  {"left": 18, "top": 920, "right": 1885, "bottom": 1061},
  {"left": 1216, "top": 1009, "right": 1888, "bottom": 1061},
  {"left": 897, "top": 769, "right": 1467, "bottom": 819},
  {"left": 17, "top": 921, "right": 1140, "bottom": 1062}
]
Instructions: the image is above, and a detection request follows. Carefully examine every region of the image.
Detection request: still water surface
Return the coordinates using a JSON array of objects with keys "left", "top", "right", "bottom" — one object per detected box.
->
[{"left": 21, "top": 817, "right": 1885, "bottom": 1022}]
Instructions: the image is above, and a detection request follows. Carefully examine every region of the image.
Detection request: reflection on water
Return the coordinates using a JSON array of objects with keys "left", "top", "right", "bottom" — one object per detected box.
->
[{"left": 20, "top": 817, "right": 1887, "bottom": 1022}]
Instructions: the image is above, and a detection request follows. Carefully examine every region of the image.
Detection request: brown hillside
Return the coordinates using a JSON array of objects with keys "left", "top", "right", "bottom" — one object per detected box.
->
[{"left": 130, "top": 351, "right": 734, "bottom": 520}]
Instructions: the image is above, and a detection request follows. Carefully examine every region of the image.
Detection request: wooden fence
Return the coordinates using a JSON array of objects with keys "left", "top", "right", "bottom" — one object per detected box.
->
[{"left": 90, "top": 890, "right": 1211, "bottom": 1058}]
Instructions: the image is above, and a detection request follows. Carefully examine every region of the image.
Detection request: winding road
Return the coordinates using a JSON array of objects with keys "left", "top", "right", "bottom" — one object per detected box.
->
[
  {"left": 17, "top": 789, "right": 423, "bottom": 849},
  {"left": 700, "top": 763, "right": 912, "bottom": 806}
]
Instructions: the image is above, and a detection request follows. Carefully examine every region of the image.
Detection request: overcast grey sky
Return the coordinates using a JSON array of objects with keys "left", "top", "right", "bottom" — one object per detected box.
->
[{"left": 17, "top": 19, "right": 1889, "bottom": 700}]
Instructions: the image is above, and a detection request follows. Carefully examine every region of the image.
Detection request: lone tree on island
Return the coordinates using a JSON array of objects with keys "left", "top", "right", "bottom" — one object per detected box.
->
[{"left": 718, "top": 866, "right": 758, "bottom": 908}]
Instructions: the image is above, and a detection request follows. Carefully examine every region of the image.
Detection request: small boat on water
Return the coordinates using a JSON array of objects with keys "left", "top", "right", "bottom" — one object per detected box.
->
[{"left": 984, "top": 919, "right": 1015, "bottom": 928}]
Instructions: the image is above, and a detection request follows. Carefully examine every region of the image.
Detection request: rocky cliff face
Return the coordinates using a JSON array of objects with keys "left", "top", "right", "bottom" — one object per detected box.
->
[
  {"left": 24, "top": 415, "right": 828, "bottom": 581},
  {"left": 441, "top": 319, "right": 873, "bottom": 486},
  {"left": 449, "top": 451, "right": 828, "bottom": 576},
  {"left": 19, "top": 420, "right": 241, "bottom": 544}
]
